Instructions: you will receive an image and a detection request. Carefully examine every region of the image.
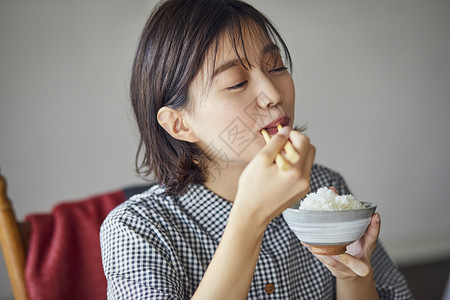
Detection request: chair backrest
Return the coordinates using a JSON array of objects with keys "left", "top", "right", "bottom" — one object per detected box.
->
[
  {"left": 0, "top": 173, "right": 152, "bottom": 300},
  {"left": 0, "top": 174, "right": 29, "bottom": 300}
]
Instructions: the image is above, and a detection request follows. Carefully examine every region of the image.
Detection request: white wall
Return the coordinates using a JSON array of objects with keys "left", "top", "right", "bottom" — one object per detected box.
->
[{"left": 1, "top": 0, "right": 449, "bottom": 298}]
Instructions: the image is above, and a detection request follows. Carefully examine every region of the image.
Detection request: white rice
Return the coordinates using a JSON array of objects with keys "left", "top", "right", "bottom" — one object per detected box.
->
[{"left": 299, "top": 187, "right": 366, "bottom": 211}]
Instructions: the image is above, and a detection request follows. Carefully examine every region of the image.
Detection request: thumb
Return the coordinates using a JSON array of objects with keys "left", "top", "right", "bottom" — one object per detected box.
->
[{"left": 364, "top": 213, "right": 381, "bottom": 255}]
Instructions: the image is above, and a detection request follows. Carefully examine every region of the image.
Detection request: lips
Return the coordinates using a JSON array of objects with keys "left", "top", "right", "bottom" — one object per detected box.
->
[{"left": 262, "top": 115, "right": 290, "bottom": 135}]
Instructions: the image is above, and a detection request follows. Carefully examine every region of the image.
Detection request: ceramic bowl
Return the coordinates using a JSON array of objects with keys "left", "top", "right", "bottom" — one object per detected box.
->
[{"left": 282, "top": 202, "right": 377, "bottom": 255}]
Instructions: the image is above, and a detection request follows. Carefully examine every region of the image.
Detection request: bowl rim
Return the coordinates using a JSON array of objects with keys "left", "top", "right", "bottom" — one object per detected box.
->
[
  {"left": 286, "top": 201, "right": 376, "bottom": 213},
  {"left": 282, "top": 201, "right": 377, "bottom": 222}
]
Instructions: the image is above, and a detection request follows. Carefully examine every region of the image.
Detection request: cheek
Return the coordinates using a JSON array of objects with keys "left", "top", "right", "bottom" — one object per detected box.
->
[
  {"left": 282, "top": 75, "right": 295, "bottom": 100},
  {"left": 280, "top": 76, "right": 295, "bottom": 110},
  {"left": 201, "top": 100, "right": 260, "bottom": 154},
  {"left": 189, "top": 98, "right": 242, "bottom": 139}
]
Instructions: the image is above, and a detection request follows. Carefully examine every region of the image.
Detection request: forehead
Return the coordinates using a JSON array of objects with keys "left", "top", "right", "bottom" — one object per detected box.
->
[{"left": 211, "top": 22, "right": 274, "bottom": 68}]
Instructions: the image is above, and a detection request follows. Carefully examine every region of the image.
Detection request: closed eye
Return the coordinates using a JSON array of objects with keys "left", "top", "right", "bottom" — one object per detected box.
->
[
  {"left": 226, "top": 80, "right": 248, "bottom": 91},
  {"left": 270, "top": 66, "right": 288, "bottom": 73}
]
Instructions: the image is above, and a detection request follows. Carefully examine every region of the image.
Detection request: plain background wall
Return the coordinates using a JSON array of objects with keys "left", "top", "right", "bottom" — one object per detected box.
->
[{"left": 1, "top": 0, "right": 449, "bottom": 298}]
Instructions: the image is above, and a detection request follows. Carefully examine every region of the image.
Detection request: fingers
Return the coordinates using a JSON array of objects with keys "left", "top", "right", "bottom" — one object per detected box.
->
[
  {"left": 329, "top": 186, "right": 339, "bottom": 194},
  {"left": 304, "top": 143, "right": 316, "bottom": 174},
  {"left": 277, "top": 124, "right": 300, "bottom": 163},
  {"left": 260, "top": 127, "right": 314, "bottom": 166},
  {"left": 288, "top": 130, "right": 310, "bottom": 159},
  {"left": 302, "top": 242, "right": 371, "bottom": 278},
  {"left": 287, "top": 130, "right": 315, "bottom": 167},
  {"left": 308, "top": 252, "right": 370, "bottom": 278},
  {"left": 335, "top": 254, "right": 371, "bottom": 277}
]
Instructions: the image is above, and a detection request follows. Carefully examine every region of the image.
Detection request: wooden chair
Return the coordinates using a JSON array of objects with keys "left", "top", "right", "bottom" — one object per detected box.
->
[
  {"left": 0, "top": 173, "right": 29, "bottom": 300},
  {"left": 0, "top": 172, "right": 152, "bottom": 300}
]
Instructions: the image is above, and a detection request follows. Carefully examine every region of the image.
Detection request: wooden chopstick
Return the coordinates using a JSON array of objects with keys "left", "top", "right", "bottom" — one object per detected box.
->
[
  {"left": 277, "top": 124, "right": 300, "bottom": 164},
  {"left": 260, "top": 129, "right": 291, "bottom": 171}
]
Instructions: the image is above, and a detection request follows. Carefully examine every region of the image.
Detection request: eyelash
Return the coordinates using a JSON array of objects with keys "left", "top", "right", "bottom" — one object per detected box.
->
[
  {"left": 270, "top": 66, "right": 288, "bottom": 73},
  {"left": 226, "top": 81, "right": 248, "bottom": 91},
  {"left": 225, "top": 66, "right": 288, "bottom": 91}
]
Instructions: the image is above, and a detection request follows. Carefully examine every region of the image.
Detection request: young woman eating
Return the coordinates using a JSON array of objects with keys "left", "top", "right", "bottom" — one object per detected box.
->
[{"left": 100, "top": 0, "right": 412, "bottom": 299}]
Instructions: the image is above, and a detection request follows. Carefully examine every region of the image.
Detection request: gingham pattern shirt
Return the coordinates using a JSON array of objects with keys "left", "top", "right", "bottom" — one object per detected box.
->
[{"left": 101, "top": 164, "right": 413, "bottom": 299}]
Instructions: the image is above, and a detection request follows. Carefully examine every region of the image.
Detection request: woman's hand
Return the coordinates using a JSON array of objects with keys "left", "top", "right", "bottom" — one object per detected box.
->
[
  {"left": 234, "top": 126, "right": 316, "bottom": 227},
  {"left": 302, "top": 212, "right": 381, "bottom": 279},
  {"left": 303, "top": 211, "right": 381, "bottom": 299}
]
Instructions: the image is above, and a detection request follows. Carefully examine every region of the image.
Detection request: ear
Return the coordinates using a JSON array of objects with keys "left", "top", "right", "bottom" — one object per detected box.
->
[{"left": 157, "top": 106, "right": 199, "bottom": 143}]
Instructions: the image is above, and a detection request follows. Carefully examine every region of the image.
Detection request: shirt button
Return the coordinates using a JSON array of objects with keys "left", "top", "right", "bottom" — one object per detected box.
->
[{"left": 264, "top": 283, "right": 275, "bottom": 294}]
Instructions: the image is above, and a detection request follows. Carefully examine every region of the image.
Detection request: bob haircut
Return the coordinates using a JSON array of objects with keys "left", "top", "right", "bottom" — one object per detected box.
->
[{"left": 130, "top": 0, "right": 292, "bottom": 196}]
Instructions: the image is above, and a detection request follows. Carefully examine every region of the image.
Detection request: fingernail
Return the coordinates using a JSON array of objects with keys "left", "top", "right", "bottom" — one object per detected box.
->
[{"left": 374, "top": 213, "right": 380, "bottom": 223}]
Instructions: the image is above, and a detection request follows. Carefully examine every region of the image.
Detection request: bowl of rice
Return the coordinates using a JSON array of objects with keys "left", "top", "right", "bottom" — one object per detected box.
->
[{"left": 282, "top": 187, "right": 377, "bottom": 255}]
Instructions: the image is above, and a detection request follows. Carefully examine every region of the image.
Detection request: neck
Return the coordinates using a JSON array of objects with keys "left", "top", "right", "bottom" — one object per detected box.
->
[{"left": 204, "top": 165, "right": 244, "bottom": 202}]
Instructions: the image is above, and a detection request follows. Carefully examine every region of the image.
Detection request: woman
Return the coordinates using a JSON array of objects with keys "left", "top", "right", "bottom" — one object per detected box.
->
[{"left": 100, "top": 0, "right": 412, "bottom": 299}]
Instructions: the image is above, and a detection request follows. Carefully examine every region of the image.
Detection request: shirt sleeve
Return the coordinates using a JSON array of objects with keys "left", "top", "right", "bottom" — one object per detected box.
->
[
  {"left": 100, "top": 206, "right": 184, "bottom": 300},
  {"left": 371, "top": 241, "right": 414, "bottom": 299}
]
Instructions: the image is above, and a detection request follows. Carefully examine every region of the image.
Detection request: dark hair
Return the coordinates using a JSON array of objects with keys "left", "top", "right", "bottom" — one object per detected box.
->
[{"left": 130, "top": 0, "right": 292, "bottom": 196}]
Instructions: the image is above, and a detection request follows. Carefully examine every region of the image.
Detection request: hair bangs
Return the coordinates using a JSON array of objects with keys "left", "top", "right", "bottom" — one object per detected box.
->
[{"left": 200, "top": 6, "right": 292, "bottom": 92}]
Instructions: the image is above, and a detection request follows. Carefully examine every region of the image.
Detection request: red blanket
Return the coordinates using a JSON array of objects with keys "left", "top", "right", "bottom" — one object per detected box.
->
[{"left": 24, "top": 190, "right": 126, "bottom": 300}]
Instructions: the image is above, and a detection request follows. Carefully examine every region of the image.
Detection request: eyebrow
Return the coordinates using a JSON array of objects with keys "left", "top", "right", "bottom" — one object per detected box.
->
[
  {"left": 210, "top": 43, "right": 280, "bottom": 81},
  {"left": 262, "top": 43, "right": 279, "bottom": 56},
  {"left": 210, "top": 59, "right": 242, "bottom": 81}
]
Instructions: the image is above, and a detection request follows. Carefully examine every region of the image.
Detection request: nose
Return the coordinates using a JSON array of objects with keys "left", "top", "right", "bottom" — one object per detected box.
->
[{"left": 255, "top": 72, "right": 283, "bottom": 108}]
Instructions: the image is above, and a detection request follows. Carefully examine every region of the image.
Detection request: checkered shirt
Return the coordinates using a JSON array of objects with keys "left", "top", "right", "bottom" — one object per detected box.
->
[{"left": 100, "top": 164, "right": 413, "bottom": 299}]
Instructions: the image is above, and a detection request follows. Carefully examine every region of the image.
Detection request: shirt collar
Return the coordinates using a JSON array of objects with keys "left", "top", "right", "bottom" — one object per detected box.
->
[{"left": 177, "top": 184, "right": 232, "bottom": 242}]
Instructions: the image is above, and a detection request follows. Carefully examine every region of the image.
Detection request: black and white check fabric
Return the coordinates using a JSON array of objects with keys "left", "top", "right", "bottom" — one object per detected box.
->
[{"left": 100, "top": 164, "right": 413, "bottom": 299}]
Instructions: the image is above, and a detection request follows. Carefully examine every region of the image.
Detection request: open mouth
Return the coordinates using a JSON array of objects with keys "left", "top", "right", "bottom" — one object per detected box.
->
[{"left": 261, "top": 115, "right": 290, "bottom": 135}]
